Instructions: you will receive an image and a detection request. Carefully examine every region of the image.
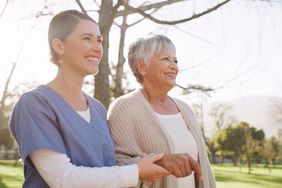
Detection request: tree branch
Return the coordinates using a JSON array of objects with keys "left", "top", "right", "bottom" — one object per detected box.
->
[
  {"left": 0, "top": 63, "right": 17, "bottom": 108},
  {"left": 116, "top": 0, "right": 185, "bottom": 17},
  {"left": 91, "top": 0, "right": 100, "bottom": 7},
  {"left": 128, "top": 7, "right": 160, "bottom": 27},
  {"left": 0, "top": 0, "right": 8, "bottom": 18},
  {"left": 75, "top": 0, "right": 88, "bottom": 14},
  {"left": 122, "top": 0, "right": 231, "bottom": 25},
  {"left": 176, "top": 84, "right": 213, "bottom": 95}
]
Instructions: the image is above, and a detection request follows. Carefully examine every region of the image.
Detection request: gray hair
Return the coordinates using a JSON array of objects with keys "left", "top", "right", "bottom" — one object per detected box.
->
[{"left": 128, "top": 34, "right": 176, "bottom": 83}]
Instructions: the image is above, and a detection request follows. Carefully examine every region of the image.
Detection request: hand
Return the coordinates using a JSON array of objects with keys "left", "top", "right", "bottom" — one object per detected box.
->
[
  {"left": 137, "top": 153, "right": 170, "bottom": 182},
  {"left": 155, "top": 153, "right": 202, "bottom": 180}
]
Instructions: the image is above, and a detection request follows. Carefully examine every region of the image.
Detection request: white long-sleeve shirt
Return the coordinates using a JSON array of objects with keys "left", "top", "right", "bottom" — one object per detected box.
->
[{"left": 30, "top": 149, "right": 138, "bottom": 188}]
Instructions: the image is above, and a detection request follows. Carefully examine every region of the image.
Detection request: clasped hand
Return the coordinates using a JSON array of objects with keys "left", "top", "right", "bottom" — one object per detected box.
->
[
  {"left": 138, "top": 153, "right": 202, "bottom": 184},
  {"left": 155, "top": 153, "right": 202, "bottom": 180}
]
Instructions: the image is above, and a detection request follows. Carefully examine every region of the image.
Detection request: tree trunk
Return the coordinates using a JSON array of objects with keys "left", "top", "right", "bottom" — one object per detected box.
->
[
  {"left": 233, "top": 155, "right": 238, "bottom": 166},
  {"left": 114, "top": 15, "right": 127, "bottom": 98},
  {"left": 248, "top": 158, "right": 252, "bottom": 174},
  {"left": 95, "top": 0, "right": 115, "bottom": 109},
  {"left": 211, "top": 150, "right": 217, "bottom": 164}
]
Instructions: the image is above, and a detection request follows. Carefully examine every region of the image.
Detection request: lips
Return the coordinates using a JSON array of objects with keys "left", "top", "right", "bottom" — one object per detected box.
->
[
  {"left": 85, "top": 56, "right": 100, "bottom": 64},
  {"left": 164, "top": 72, "right": 177, "bottom": 78}
]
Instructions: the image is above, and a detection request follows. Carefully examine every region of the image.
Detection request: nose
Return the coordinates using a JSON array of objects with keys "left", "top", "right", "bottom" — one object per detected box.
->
[
  {"left": 92, "top": 41, "right": 103, "bottom": 55},
  {"left": 169, "top": 60, "right": 178, "bottom": 70}
]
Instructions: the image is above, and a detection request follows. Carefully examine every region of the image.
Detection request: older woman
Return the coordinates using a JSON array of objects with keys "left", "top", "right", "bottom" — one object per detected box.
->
[{"left": 108, "top": 34, "right": 216, "bottom": 188}]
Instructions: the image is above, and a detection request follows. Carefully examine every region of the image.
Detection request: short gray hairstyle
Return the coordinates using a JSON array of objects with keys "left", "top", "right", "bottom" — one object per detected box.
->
[{"left": 128, "top": 34, "right": 176, "bottom": 83}]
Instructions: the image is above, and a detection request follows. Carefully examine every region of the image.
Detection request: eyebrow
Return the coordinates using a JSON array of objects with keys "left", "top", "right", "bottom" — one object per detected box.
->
[
  {"left": 80, "top": 33, "right": 102, "bottom": 39},
  {"left": 160, "top": 55, "right": 177, "bottom": 59}
]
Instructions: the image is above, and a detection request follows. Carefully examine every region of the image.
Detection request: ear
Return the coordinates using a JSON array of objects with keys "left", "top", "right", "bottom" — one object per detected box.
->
[
  {"left": 51, "top": 38, "right": 65, "bottom": 56},
  {"left": 136, "top": 60, "right": 147, "bottom": 76}
]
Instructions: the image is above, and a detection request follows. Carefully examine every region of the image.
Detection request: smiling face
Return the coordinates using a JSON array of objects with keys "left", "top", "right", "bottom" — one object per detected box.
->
[
  {"left": 143, "top": 47, "right": 178, "bottom": 91},
  {"left": 58, "top": 20, "right": 103, "bottom": 76}
]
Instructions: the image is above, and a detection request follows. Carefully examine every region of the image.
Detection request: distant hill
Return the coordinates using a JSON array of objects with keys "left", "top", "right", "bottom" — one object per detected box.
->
[{"left": 202, "top": 95, "right": 282, "bottom": 138}]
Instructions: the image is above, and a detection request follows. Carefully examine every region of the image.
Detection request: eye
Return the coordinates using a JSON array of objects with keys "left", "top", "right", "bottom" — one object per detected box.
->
[
  {"left": 97, "top": 36, "right": 103, "bottom": 43},
  {"left": 162, "top": 57, "right": 170, "bottom": 61},
  {"left": 83, "top": 37, "right": 91, "bottom": 41},
  {"left": 174, "top": 59, "right": 178, "bottom": 64}
]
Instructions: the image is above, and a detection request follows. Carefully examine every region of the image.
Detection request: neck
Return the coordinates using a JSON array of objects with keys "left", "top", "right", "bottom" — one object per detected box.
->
[
  {"left": 141, "top": 81, "right": 178, "bottom": 114},
  {"left": 47, "top": 71, "right": 87, "bottom": 110},
  {"left": 141, "top": 80, "right": 171, "bottom": 102},
  {"left": 48, "top": 74, "right": 84, "bottom": 96}
]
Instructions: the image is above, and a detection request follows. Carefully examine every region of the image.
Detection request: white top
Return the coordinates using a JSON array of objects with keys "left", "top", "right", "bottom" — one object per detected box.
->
[
  {"left": 29, "top": 108, "right": 139, "bottom": 188},
  {"left": 156, "top": 112, "right": 198, "bottom": 188},
  {"left": 76, "top": 107, "right": 91, "bottom": 123}
]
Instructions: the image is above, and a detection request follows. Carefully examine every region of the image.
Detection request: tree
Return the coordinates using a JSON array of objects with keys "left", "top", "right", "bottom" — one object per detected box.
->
[
  {"left": 238, "top": 122, "right": 265, "bottom": 174},
  {"left": 213, "top": 124, "right": 246, "bottom": 166},
  {"left": 210, "top": 103, "right": 237, "bottom": 132},
  {"left": 192, "top": 101, "right": 237, "bottom": 163},
  {"left": 191, "top": 97, "right": 218, "bottom": 164},
  {"left": 0, "top": 62, "right": 17, "bottom": 150},
  {"left": 213, "top": 121, "right": 266, "bottom": 173},
  {"left": 261, "top": 137, "right": 280, "bottom": 173},
  {"left": 75, "top": 0, "right": 231, "bottom": 108}
]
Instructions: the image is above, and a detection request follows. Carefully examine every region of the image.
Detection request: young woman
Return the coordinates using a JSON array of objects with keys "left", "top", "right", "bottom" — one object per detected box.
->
[{"left": 9, "top": 10, "right": 169, "bottom": 188}]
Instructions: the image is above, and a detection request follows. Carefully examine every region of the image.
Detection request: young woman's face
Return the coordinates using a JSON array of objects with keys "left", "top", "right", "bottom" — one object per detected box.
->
[{"left": 60, "top": 19, "right": 103, "bottom": 76}]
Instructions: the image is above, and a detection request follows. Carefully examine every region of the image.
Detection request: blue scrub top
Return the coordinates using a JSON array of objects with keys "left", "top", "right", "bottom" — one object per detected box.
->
[{"left": 9, "top": 85, "right": 116, "bottom": 187}]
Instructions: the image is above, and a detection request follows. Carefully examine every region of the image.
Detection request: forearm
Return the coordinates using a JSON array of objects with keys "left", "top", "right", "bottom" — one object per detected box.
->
[{"left": 30, "top": 149, "right": 138, "bottom": 188}]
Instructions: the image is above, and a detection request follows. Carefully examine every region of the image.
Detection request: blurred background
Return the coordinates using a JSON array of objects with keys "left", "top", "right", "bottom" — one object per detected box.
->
[{"left": 0, "top": 0, "right": 281, "bottom": 187}]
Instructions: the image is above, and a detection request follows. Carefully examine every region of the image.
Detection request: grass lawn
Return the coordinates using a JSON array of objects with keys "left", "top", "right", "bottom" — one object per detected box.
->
[
  {"left": 213, "top": 163, "right": 282, "bottom": 188},
  {"left": 0, "top": 160, "right": 281, "bottom": 188},
  {"left": 0, "top": 160, "right": 23, "bottom": 188}
]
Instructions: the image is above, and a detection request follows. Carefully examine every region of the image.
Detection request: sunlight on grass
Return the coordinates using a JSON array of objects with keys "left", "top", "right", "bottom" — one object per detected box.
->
[
  {"left": 0, "top": 160, "right": 24, "bottom": 188},
  {"left": 0, "top": 160, "right": 281, "bottom": 188},
  {"left": 213, "top": 164, "right": 282, "bottom": 188}
]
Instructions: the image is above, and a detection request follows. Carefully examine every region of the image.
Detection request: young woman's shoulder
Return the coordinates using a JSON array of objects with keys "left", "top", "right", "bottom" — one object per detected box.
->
[{"left": 15, "top": 85, "right": 51, "bottom": 108}]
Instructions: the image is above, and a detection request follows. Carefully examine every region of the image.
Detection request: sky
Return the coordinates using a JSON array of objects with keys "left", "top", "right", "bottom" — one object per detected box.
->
[{"left": 1, "top": 0, "right": 282, "bottom": 105}]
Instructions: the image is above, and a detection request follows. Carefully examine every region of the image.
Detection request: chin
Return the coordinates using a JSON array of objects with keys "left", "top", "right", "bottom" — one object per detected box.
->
[
  {"left": 168, "top": 81, "right": 176, "bottom": 86},
  {"left": 85, "top": 69, "right": 99, "bottom": 76},
  {"left": 92, "top": 69, "right": 99, "bottom": 76}
]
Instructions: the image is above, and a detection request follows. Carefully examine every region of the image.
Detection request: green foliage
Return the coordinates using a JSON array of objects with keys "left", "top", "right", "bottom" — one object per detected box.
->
[
  {"left": 212, "top": 121, "right": 274, "bottom": 170},
  {"left": 262, "top": 137, "right": 280, "bottom": 164},
  {"left": 213, "top": 164, "right": 282, "bottom": 188}
]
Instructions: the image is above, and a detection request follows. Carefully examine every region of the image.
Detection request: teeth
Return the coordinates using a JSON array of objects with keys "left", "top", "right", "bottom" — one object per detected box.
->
[
  {"left": 86, "top": 57, "right": 99, "bottom": 61},
  {"left": 86, "top": 57, "right": 100, "bottom": 64}
]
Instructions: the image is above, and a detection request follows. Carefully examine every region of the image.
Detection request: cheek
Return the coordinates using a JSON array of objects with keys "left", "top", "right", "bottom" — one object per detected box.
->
[
  {"left": 68, "top": 42, "right": 85, "bottom": 54},
  {"left": 99, "top": 45, "right": 104, "bottom": 56}
]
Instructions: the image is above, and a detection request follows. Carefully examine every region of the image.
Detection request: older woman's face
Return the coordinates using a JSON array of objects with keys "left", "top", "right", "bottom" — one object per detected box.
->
[{"left": 144, "top": 47, "right": 178, "bottom": 90}]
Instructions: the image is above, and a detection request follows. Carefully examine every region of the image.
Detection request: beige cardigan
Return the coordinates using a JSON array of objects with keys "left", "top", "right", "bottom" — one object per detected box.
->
[{"left": 108, "top": 90, "right": 216, "bottom": 188}]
